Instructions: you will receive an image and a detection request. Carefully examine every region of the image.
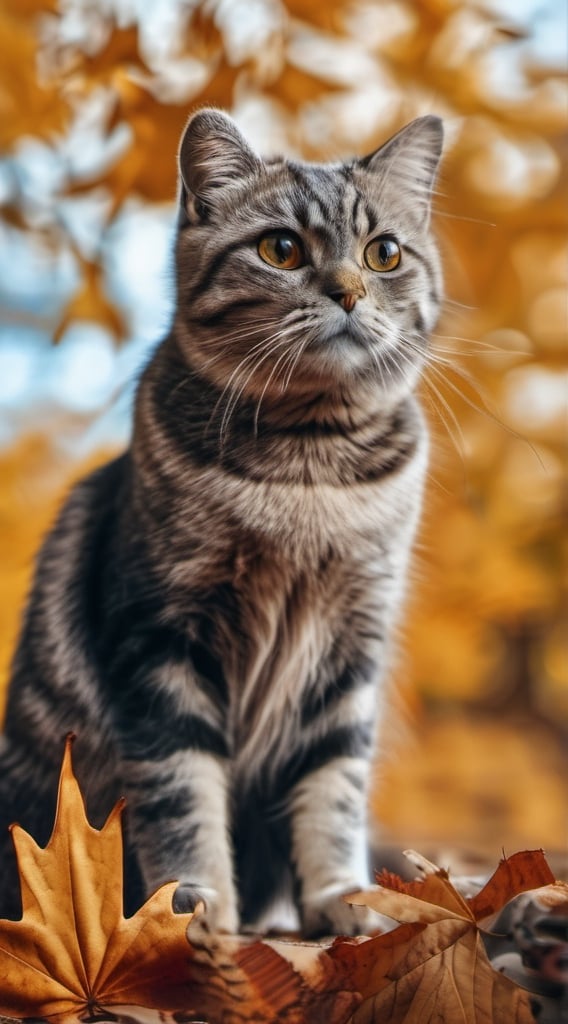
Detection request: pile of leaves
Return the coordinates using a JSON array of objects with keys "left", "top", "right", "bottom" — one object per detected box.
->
[{"left": 0, "top": 739, "right": 566, "bottom": 1023}]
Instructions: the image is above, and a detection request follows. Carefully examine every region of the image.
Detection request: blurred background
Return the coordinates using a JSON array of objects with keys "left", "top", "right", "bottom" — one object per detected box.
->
[{"left": 0, "top": 0, "right": 566, "bottom": 871}]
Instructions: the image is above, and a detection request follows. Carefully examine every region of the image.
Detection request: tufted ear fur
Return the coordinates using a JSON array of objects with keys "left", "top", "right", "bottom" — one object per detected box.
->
[
  {"left": 359, "top": 116, "right": 443, "bottom": 219},
  {"left": 178, "top": 108, "right": 262, "bottom": 217}
]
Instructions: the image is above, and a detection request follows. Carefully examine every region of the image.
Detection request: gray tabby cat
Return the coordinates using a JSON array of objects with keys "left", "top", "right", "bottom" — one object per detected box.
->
[{"left": 0, "top": 108, "right": 443, "bottom": 936}]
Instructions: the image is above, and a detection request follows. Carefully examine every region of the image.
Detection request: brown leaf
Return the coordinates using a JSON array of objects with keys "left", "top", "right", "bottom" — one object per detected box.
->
[
  {"left": 0, "top": 736, "right": 195, "bottom": 1017},
  {"left": 80, "top": 22, "right": 152, "bottom": 83},
  {"left": 341, "top": 860, "right": 540, "bottom": 1022},
  {"left": 53, "top": 260, "right": 127, "bottom": 343},
  {"left": 144, "top": 919, "right": 310, "bottom": 1023},
  {"left": 234, "top": 940, "right": 308, "bottom": 1020},
  {"left": 348, "top": 927, "right": 535, "bottom": 1024},
  {"left": 468, "top": 850, "right": 556, "bottom": 922},
  {"left": 359, "top": 870, "right": 475, "bottom": 924}
]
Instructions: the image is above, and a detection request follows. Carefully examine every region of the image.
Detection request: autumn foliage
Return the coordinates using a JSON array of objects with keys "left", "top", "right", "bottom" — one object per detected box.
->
[
  {"left": 0, "top": 739, "right": 565, "bottom": 1022},
  {"left": 0, "top": 738, "right": 195, "bottom": 1015}
]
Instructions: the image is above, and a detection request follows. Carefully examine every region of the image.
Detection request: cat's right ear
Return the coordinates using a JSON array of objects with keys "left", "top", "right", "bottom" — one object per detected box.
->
[{"left": 178, "top": 108, "right": 262, "bottom": 222}]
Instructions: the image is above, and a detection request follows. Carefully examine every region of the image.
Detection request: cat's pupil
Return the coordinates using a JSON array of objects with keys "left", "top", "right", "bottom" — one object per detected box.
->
[
  {"left": 379, "top": 242, "right": 391, "bottom": 264},
  {"left": 275, "top": 237, "right": 294, "bottom": 263}
]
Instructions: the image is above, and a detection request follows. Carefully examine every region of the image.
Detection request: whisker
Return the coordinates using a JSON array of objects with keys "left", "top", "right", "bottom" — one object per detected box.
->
[
  {"left": 218, "top": 324, "right": 302, "bottom": 440},
  {"left": 421, "top": 374, "right": 469, "bottom": 463},
  {"left": 253, "top": 339, "right": 304, "bottom": 434},
  {"left": 281, "top": 335, "right": 311, "bottom": 392},
  {"left": 431, "top": 332, "right": 530, "bottom": 355},
  {"left": 435, "top": 210, "right": 496, "bottom": 228},
  {"left": 440, "top": 296, "right": 478, "bottom": 312}
]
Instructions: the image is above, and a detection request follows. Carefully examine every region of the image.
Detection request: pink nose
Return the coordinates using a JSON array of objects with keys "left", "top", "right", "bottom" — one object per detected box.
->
[{"left": 335, "top": 291, "right": 362, "bottom": 312}]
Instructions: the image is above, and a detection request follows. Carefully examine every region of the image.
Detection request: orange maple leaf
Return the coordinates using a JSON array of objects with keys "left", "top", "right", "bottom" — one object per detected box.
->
[
  {"left": 467, "top": 849, "right": 556, "bottom": 922},
  {"left": 0, "top": 738, "right": 559, "bottom": 1023},
  {"left": 337, "top": 858, "right": 548, "bottom": 1023},
  {"left": 53, "top": 259, "right": 128, "bottom": 344},
  {"left": 0, "top": 736, "right": 196, "bottom": 1017}
]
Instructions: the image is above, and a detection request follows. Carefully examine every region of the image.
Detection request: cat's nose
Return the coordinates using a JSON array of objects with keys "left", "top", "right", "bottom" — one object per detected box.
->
[
  {"left": 329, "top": 288, "right": 366, "bottom": 312},
  {"left": 326, "top": 264, "right": 366, "bottom": 311}
]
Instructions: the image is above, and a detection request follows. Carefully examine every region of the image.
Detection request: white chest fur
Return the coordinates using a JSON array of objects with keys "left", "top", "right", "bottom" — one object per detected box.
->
[
  {"left": 193, "top": 430, "right": 428, "bottom": 566},
  {"left": 199, "top": 437, "right": 428, "bottom": 775}
]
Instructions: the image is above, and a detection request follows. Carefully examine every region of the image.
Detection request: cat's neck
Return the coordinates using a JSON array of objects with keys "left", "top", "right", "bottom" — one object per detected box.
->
[
  {"left": 141, "top": 331, "right": 410, "bottom": 438},
  {"left": 129, "top": 331, "right": 424, "bottom": 503}
]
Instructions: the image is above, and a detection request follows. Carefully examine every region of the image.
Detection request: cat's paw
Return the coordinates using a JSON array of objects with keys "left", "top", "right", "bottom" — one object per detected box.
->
[
  {"left": 173, "top": 882, "right": 239, "bottom": 934},
  {"left": 301, "top": 889, "right": 384, "bottom": 939}
]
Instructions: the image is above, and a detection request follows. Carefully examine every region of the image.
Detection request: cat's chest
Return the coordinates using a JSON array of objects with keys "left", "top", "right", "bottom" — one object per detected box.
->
[
  {"left": 224, "top": 546, "right": 384, "bottom": 774},
  {"left": 193, "top": 432, "right": 427, "bottom": 568},
  {"left": 165, "top": 448, "right": 426, "bottom": 776}
]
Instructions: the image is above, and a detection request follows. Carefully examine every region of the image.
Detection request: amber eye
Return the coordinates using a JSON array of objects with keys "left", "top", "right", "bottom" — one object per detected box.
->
[
  {"left": 258, "top": 231, "right": 303, "bottom": 270},
  {"left": 364, "top": 236, "right": 401, "bottom": 272}
]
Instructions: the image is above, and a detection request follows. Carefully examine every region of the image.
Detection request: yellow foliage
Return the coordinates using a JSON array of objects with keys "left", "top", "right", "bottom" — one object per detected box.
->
[
  {"left": 374, "top": 715, "right": 568, "bottom": 858},
  {"left": 0, "top": 8, "right": 69, "bottom": 147},
  {"left": 53, "top": 260, "right": 127, "bottom": 343}
]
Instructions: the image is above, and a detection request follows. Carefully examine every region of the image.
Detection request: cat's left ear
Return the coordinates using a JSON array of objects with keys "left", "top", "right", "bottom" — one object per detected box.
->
[
  {"left": 178, "top": 108, "right": 262, "bottom": 219},
  {"left": 359, "top": 116, "right": 443, "bottom": 219}
]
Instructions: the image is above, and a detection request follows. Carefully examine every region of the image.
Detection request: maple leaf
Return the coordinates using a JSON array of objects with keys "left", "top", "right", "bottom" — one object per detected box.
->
[
  {"left": 0, "top": 736, "right": 561, "bottom": 1023},
  {"left": 0, "top": 736, "right": 196, "bottom": 1018},
  {"left": 329, "top": 856, "right": 550, "bottom": 1023},
  {"left": 53, "top": 258, "right": 128, "bottom": 344},
  {"left": 467, "top": 849, "right": 556, "bottom": 922}
]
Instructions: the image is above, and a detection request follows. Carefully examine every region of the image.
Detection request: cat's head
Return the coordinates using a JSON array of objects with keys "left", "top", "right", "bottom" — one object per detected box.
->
[{"left": 174, "top": 108, "right": 443, "bottom": 409}]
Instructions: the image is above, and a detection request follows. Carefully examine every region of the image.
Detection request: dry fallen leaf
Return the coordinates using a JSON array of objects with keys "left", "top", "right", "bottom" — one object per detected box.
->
[
  {"left": 337, "top": 857, "right": 545, "bottom": 1023},
  {"left": 467, "top": 849, "right": 556, "bottom": 923},
  {"left": 0, "top": 737, "right": 306, "bottom": 1022},
  {"left": 0, "top": 736, "right": 196, "bottom": 1018},
  {"left": 0, "top": 739, "right": 561, "bottom": 1023}
]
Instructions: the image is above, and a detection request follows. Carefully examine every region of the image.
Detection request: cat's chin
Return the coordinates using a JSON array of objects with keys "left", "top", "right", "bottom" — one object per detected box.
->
[
  {"left": 303, "top": 335, "right": 415, "bottom": 394},
  {"left": 304, "top": 332, "right": 371, "bottom": 373}
]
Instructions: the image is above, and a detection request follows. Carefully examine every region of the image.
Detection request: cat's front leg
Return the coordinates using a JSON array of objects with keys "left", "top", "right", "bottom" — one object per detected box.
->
[
  {"left": 290, "top": 753, "right": 379, "bottom": 938},
  {"left": 123, "top": 748, "right": 238, "bottom": 931},
  {"left": 116, "top": 673, "right": 239, "bottom": 935}
]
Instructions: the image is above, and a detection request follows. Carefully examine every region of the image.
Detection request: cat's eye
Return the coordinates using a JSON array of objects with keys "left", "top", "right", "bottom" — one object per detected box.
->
[
  {"left": 258, "top": 231, "right": 304, "bottom": 270},
  {"left": 364, "top": 236, "right": 401, "bottom": 273}
]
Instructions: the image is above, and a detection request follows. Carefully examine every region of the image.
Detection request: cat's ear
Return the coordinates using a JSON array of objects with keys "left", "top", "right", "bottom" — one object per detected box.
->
[
  {"left": 359, "top": 116, "right": 443, "bottom": 217},
  {"left": 178, "top": 108, "right": 261, "bottom": 218}
]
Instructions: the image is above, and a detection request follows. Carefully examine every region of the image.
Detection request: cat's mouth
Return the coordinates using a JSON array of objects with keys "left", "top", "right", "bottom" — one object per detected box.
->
[
  {"left": 329, "top": 327, "right": 369, "bottom": 348},
  {"left": 313, "top": 318, "right": 379, "bottom": 358},
  {"left": 318, "top": 306, "right": 386, "bottom": 348},
  {"left": 303, "top": 326, "right": 376, "bottom": 379}
]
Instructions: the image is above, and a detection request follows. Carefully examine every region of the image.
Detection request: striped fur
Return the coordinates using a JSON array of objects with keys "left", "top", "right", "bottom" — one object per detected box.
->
[{"left": 0, "top": 110, "right": 443, "bottom": 935}]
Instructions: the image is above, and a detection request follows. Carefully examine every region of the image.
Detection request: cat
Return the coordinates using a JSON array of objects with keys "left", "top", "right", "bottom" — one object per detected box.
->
[{"left": 0, "top": 108, "right": 443, "bottom": 936}]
